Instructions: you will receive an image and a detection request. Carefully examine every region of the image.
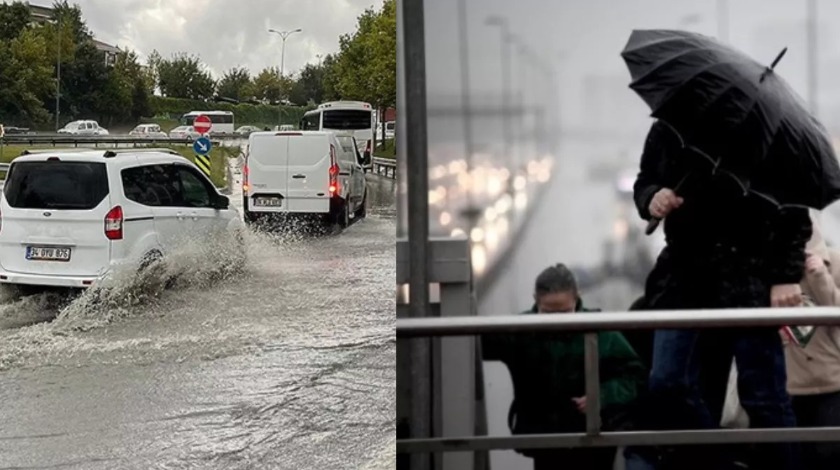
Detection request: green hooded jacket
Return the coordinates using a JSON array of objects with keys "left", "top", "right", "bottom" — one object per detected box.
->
[{"left": 481, "top": 299, "right": 646, "bottom": 436}]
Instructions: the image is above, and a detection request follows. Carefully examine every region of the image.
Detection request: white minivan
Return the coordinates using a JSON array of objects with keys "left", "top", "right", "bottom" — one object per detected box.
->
[
  {"left": 0, "top": 149, "right": 245, "bottom": 288},
  {"left": 242, "top": 131, "right": 369, "bottom": 229}
]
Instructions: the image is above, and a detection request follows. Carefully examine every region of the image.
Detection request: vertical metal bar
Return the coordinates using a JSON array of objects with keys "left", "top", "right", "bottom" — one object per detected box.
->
[
  {"left": 584, "top": 332, "right": 602, "bottom": 435},
  {"left": 457, "top": 0, "right": 476, "bottom": 221},
  {"left": 402, "top": 1, "right": 431, "bottom": 469},
  {"left": 499, "top": 22, "right": 513, "bottom": 174},
  {"left": 396, "top": 0, "right": 408, "bottom": 237},
  {"left": 807, "top": 0, "right": 818, "bottom": 117}
]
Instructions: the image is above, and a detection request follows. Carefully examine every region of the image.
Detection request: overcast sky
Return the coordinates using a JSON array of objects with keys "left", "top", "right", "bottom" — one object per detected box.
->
[
  {"left": 425, "top": 0, "right": 840, "bottom": 130},
  {"left": 35, "top": 0, "right": 380, "bottom": 78}
]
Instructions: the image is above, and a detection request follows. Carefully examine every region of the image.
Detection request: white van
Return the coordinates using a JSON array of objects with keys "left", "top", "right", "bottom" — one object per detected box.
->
[
  {"left": 0, "top": 149, "right": 245, "bottom": 288},
  {"left": 242, "top": 131, "right": 368, "bottom": 229}
]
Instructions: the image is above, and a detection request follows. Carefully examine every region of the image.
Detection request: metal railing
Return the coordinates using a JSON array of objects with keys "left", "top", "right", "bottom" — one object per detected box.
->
[
  {"left": 0, "top": 135, "right": 243, "bottom": 147},
  {"left": 395, "top": 308, "right": 840, "bottom": 456},
  {"left": 372, "top": 156, "right": 397, "bottom": 178}
]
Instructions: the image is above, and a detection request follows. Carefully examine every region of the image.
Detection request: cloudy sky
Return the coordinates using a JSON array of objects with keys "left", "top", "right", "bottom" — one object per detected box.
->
[
  {"left": 425, "top": 0, "right": 840, "bottom": 131},
  {"left": 41, "top": 0, "right": 380, "bottom": 78}
]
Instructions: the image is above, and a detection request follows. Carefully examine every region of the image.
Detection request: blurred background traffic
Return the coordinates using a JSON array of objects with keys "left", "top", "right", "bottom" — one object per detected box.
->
[{"left": 398, "top": 1, "right": 840, "bottom": 467}]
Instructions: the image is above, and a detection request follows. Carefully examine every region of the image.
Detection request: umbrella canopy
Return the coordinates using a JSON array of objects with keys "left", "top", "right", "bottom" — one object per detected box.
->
[{"left": 621, "top": 29, "right": 840, "bottom": 211}]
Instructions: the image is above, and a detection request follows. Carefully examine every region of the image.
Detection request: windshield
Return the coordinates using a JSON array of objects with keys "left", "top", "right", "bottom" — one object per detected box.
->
[
  {"left": 322, "top": 110, "right": 372, "bottom": 130},
  {"left": 5, "top": 161, "right": 109, "bottom": 210}
]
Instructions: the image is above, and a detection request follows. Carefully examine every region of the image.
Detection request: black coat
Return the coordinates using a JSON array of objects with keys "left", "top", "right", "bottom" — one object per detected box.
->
[{"left": 634, "top": 120, "right": 812, "bottom": 309}]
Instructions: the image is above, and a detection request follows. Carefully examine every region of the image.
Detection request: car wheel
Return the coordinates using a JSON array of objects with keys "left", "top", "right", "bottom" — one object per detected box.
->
[
  {"left": 339, "top": 198, "right": 351, "bottom": 228},
  {"left": 355, "top": 189, "right": 368, "bottom": 219}
]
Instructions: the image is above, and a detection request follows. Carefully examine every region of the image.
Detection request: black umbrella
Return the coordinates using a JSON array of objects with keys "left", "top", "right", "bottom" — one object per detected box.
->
[{"left": 621, "top": 29, "right": 840, "bottom": 234}]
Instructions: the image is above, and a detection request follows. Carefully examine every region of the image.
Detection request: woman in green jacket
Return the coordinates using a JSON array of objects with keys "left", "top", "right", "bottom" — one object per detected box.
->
[{"left": 482, "top": 263, "right": 646, "bottom": 470}]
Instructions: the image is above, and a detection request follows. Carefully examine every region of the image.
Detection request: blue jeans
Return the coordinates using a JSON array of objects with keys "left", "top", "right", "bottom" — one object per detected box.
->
[{"left": 626, "top": 327, "right": 799, "bottom": 470}]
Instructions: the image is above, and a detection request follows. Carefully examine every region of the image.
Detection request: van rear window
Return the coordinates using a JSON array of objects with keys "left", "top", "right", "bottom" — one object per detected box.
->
[{"left": 4, "top": 161, "right": 109, "bottom": 210}]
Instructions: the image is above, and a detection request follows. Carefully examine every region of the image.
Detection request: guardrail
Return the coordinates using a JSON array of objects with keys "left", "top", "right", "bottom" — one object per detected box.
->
[
  {"left": 395, "top": 307, "right": 840, "bottom": 455},
  {"left": 0, "top": 135, "right": 246, "bottom": 147},
  {"left": 371, "top": 156, "right": 396, "bottom": 178}
]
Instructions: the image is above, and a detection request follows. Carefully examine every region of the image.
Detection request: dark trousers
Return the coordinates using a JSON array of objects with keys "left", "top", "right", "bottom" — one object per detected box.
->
[
  {"left": 531, "top": 447, "right": 616, "bottom": 470},
  {"left": 791, "top": 390, "right": 840, "bottom": 470},
  {"left": 642, "top": 328, "right": 798, "bottom": 470}
]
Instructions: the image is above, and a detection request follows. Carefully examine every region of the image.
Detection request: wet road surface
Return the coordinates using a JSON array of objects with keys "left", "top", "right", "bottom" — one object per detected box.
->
[{"left": 0, "top": 169, "right": 396, "bottom": 469}]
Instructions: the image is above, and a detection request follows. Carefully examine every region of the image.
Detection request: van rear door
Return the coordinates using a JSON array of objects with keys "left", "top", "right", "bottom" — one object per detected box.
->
[
  {"left": 284, "top": 133, "right": 331, "bottom": 213},
  {"left": 0, "top": 160, "right": 113, "bottom": 277},
  {"left": 246, "top": 133, "right": 290, "bottom": 212}
]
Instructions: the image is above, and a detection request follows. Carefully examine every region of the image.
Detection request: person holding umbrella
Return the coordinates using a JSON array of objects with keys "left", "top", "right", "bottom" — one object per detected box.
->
[{"left": 621, "top": 29, "right": 840, "bottom": 470}]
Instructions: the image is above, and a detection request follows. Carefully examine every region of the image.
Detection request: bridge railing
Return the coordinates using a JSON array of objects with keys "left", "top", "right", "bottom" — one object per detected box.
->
[
  {"left": 371, "top": 156, "right": 396, "bottom": 179},
  {"left": 396, "top": 308, "right": 840, "bottom": 457}
]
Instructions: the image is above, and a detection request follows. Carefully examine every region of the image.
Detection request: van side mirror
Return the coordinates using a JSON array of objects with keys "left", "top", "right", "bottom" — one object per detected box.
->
[
  {"left": 362, "top": 150, "right": 372, "bottom": 166},
  {"left": 213, "top": 194, "right": 230, "bottom": 210}
]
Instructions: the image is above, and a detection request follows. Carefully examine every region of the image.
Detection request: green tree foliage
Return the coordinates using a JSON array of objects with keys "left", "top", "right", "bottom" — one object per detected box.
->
[
  {"left": 216, "top": 67, "right": 252, "bottom": 101},
  {"left": 0, "top": 27, "right": 54, "bottom": 125},
  {"left": 251, "top": 67, "right": 284, "bottom": 103},
  {"left": 157, "top": 53, "right": 216, "bottom": 100},
  {"left": 0, "top": 1, "right": 31, "bottom": 42},
  {"left": 289, "top": 63, "right": 326, "bottom": 105}
]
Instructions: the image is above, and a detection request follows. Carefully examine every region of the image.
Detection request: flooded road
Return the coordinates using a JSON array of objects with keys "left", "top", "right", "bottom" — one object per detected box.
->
[{"left": 0, "top": 171, "right": 396, "bottom": 469}]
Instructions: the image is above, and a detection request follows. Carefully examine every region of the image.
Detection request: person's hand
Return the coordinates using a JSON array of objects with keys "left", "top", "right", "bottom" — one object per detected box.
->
[
  {"left": 649, "top": 188, "right": 684, "bottom": 219},
  {"left": 771, "top": 284, "right": 803, "bottom": 307},
  {"left": 572, "top": 396, "right": 586, "bottom": 414},
  {"left": 805, "top": 253, "right": 826, "bottom": 275}
]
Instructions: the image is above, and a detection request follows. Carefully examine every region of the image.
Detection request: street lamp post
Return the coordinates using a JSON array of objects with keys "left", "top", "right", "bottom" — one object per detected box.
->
[
  {"left": 485, "top": 16, "right": 514, "bottom": 175},
  {"left": 55, "top": 19, "right": 62, "bottom": 131},
  {"left": 268, "top": 28, "right": 303, "bottom": 78}
]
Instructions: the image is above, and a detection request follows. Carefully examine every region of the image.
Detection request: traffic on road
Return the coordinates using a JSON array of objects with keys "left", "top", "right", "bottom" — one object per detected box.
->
[{"left": 0, "top": 104, "right": 396, "bottom": 468}]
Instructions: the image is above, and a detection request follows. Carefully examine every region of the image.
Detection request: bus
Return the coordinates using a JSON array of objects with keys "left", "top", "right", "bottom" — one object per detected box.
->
[
  {"left": 300, "top": 101, "right": 374, "bottom": 160},
  {"left": 179, "top": 111, "right": 235, "bottom": 135}
]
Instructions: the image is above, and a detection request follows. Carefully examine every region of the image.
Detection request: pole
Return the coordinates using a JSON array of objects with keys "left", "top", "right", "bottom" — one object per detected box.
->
[
  {"left": 55, "top": 19, "right": 61, "bottom": 131},
  {"left": 457, "top": 0, "right": 476, "bottom": 224},
  {"left": 280, "top": 38, "right": 287, "bottom": 78},
  {"left": 402, "top": 1, "right": 431, "bottom": 469},
  {"left": 807, "top": 0, "right": 818, "bottom": 116}
]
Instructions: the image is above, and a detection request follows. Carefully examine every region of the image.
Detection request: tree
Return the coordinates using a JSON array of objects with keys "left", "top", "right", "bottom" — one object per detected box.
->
[
  {"left": 113, "top": 50, "right": 151, "bottom": 121},
  {"left": 157, "top": 53, "right": 215, "bottom": 100},
  {"left": 144, "top": 49, "right": 162, "bottom": 94},
  {"left": 290, "top": 63, "right": 325, "bottom": 105},
  {"left": 217, "top": 67, "right": 252, "bottom": 101},
  {"left": 51, "top": 0, "right": 92, "bottom": 45},
  {"left": 321, "top": 54, "right": 341, "bottom": 101},
  {"left": 332, "top": 0, "right": 396, "bottom": 145},
  {"left": 0, "top": 27, "right": 54, "bottom": 126},
  {"left": 59, "top": 41, "right": 109, "bottom": 122},
  {"left": 0, "top": 1, "right": 32, "bottom": 42},
  {"left": 251, "top": 67, "right": 284, "bottom": 103}
]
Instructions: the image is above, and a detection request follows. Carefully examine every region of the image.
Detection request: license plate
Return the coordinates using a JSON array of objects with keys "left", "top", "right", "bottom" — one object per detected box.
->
[
  {"left": 26, "top": 246, "right": 71, "bottom": 262},
  {"left": 253, "top": 197, "right": 282, "bottom": 207}
]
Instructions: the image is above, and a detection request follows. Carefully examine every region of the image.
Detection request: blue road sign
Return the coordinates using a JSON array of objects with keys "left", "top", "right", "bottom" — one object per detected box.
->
[{"left": 193, "top": 136, "right": 212, "bottom": 155}]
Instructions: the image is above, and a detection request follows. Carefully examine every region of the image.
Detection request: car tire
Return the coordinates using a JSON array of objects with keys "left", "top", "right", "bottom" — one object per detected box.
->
[
  {"left": 355, "top": 189, "right": 368, "bottom": 219},
  {"left": 339, "top": 198, "right": 351, "bottom": 228}
]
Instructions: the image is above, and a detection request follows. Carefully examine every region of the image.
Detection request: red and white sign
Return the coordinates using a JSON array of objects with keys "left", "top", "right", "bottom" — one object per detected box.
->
[{"left": 193, "top": 114, "right": 212, "bottom": 134}]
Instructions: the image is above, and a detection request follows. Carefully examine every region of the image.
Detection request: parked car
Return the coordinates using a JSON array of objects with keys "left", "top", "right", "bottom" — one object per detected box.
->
[
  {"left": 57, "top": 120, "right": 109, "bottom": 136},
  {"left": 242, "top": 131, "right": 368, "bottom": 230},
  {"left": 129, "top": 124, "right": 168, "bottom": 139},
  {"left": 0, "top": 149, "right": 245, "bottom": 289},
  {"left": 235, "top": 125, "right": 261, "bottom": 137},
  {"left": 169, "top": 126, "right": 200, "bottom": 140}
]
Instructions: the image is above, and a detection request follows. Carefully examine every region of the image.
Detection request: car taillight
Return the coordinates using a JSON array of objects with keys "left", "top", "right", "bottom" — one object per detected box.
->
[
  {"left": 329, "top": 144, "right": 339, "bottom": 194},
  {"left": 242, "top": 162, "right": 250, "bottom": 192},
  {"left": 105, "top": 206, "right": 123, "bottom": 240}
]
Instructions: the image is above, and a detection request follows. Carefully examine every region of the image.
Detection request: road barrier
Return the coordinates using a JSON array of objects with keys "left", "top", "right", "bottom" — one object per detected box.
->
[
  {"left": 371, "top": 157, "right": 396, "bottom": 179},
  {"left": 396, "top": 308, "right": 840, "bottom": 457},
  {"left": 0, "top": 135, "right": 243, "bottom": 147}
]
